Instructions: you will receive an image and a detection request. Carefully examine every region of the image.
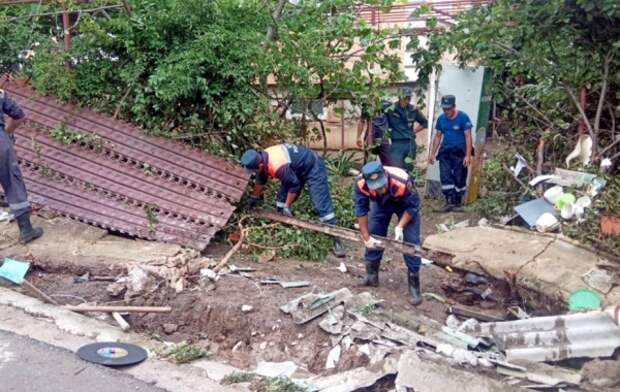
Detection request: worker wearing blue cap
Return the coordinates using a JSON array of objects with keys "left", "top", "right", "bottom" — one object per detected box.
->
[
  {"left": 353, "top": 160, "right": 423, "bottom": 306},
  {"left": 428, "top": 95, "right": 473, "bottom": 212},
  {"left": 385, "top": 87, "right": 428, "bottom": 170},
  {"left": 240, "top": 143, "right": 346, "bottom": 257}
]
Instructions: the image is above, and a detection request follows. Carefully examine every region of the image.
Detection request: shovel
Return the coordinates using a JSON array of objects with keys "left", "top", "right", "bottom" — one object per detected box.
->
[{"left": 0, "top": 258, "right": 59, "bottom": 305}]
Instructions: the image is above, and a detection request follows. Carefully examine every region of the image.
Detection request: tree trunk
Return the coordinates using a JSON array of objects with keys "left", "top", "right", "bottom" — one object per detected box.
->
[{"left": 593, "top": 53, "right": 613, "bottom": 157}]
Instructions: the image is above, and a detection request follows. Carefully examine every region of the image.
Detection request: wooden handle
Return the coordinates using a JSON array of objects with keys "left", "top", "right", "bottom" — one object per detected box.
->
[{"left": 65, "top": 305, "right": 172, "bottom": 313}]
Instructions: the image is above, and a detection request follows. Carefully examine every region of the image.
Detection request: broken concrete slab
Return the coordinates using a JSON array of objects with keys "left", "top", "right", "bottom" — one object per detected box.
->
[
  {"left": 495, "top": 360, "right": 582, "bottom": 386},
  {"left": 581, "top": 358, "right": 620, "bottom": 388},
  {"left": 1, "top": 215, "right": 183, "bottom": 272},
  {"left": 423, "top": 226, "right": 620, "bottom": 304},
  {"left": 255, "top": 361, "right": 298, "bottom": 378},
  {"left": 395, "top": 350, "right": 521, "bottom": 392},
  {"left": 306, "top": 356, "right": 399, "bottom": 392}
]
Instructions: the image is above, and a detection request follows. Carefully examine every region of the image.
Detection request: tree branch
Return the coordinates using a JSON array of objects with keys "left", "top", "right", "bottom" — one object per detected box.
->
[
  {"left": 564, "top": 84, "right": 594, "bottom": 138},
  {"left": 594, "top": 54, "right": 612, "bottom": 135}
]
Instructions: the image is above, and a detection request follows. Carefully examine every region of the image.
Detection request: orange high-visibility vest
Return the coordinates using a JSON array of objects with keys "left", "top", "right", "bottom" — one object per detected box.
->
[
  {"left": 264, "top": 145, "right": 292, "bottom": 177},
  {"left": 356, "top": 166, "right": 409, "bottom": 198}
]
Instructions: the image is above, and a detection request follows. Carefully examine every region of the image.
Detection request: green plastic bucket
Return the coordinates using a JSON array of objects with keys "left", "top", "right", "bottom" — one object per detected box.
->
[{"left": 568, "top": 288, "right": 603, "bottom": 311}]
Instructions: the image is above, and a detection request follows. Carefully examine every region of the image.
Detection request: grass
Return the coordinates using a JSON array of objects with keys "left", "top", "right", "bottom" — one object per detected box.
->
[
  {"left": 355, "top": 303, "right": 378, "bottom": 317},
  {"left": 156, "top": 341, "right": 208, "bottom": 364},
  {"left": 222, "top": 372, "right": 307, "bottom": 392}
]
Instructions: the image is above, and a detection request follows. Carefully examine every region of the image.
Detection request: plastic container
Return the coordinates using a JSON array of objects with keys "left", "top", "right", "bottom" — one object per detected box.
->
[
  {"left": 568, "top": 288, "right": 603, "bottom": 311},
  {"left": 544, "top": 186, "right": 563, "bottom": 204},
  {"left": 555, "top": 193, "right": 576, "bottom": 210}
]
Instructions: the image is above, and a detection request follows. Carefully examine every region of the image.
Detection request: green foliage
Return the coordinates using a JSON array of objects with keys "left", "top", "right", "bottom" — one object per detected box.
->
[
  {"left": 324, "top": 151, "right": 361, "bottom": 176},
  {"left": 221, "top": 371, "right": 257, "bottom": 385},
  {"left": 241, "top": 175, "right": 355, "bottom": 261},
  {"left": 156, "top": 341, "right": 208, "bottom": 364}
]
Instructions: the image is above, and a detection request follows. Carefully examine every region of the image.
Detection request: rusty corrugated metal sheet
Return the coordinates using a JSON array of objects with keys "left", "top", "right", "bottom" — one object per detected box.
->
[
  {"left": 1, "top": 77, "right": 248, "bottom": 250},
  {"left": 464, "top": 311, "right": 620, "bottom": 362}
]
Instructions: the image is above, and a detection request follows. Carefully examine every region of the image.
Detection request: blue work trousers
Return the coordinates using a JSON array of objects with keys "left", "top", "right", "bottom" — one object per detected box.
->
[
  {"left": 365, "top": 201, "right": 421, "bottom": 273},
  {"left": 0, "top": 129, "right": 31, "bottom": 217},
  {"left": 389, "top": 139, "right": 416, "bottom": 172},
  {"left": 276, "top": 157, "right": 337, "bottom": 225},
  {"left": 438, "top": 147, "right": 468, "bottom": 204}
]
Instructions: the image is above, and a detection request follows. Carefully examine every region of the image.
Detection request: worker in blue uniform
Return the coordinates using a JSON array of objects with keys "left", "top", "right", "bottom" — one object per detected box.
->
[
  {"left": 0, "top": 89, "right": 44, "bottom": 243},
  {"left": 240, "top": 143, "right": 346, "bottom": 257},
  {"left": 353, "top": 161, "right": 423, "bottom": 306},
  {"left": 428, "top": 95, "right": 473, "bottom": 212},
  {"left": 385, "top": 87, "right": 428, "bottom": 171}
]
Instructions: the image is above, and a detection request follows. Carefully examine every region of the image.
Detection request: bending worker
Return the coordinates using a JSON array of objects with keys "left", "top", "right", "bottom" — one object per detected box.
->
[
  {"left": 0, "top": 89, "right": 44, "bottom": 243},
  {"left": 428, "top": 95, "right": 473, "bottom": 212},
  {"left": 354, "top": 161, "right": 423, "bottom": 306},
  {"left": 240, "top": 143, "right": 346, "bottom": 257},
  {"left": 385, "top": 87, "right": 428, "bottom": 170}
]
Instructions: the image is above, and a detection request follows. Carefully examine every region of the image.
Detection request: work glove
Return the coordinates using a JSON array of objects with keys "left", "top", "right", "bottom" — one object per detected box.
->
[
  {"left": 278, "top": 207, "right": 293, "bottom": 217},
  {"left": 247, "top": 196, "right": 262, "bottom": 210},
  {"left": 364, "top": 236, "right": 383, "bottom": 249},
  {"left": 394, "top": 226, "right": 404, "bottom": 242}
]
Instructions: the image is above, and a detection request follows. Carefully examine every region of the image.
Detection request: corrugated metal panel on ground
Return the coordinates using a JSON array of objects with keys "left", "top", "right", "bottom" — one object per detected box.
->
[
  {"left": 0, "top": 76, "right": 248, "bottom": 250},
  {"left": 464, "top": 311, "right": 620, "bottom": 362}
]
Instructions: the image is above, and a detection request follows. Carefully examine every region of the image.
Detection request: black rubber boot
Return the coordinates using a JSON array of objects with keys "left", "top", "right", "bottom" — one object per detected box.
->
[
  {"left": 17, "top": 212, "right": 44, "bottom": 244},
  {"left": 408, "top": 271, "right": 422, "bottom": 306},
  {"left": 360, "top": 261, "right": 379, "bottom": 287},
  {"left": 331, "top": 236, "right": 346, "bottom": 258},
  {"left": 451, "top": 194, "right": 464, "bottom": 212}
]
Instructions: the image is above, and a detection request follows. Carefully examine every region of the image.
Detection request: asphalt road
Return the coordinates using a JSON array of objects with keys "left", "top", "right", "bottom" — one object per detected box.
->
[{"left": 0, "top": 329, "right": 166, "bottom": 392}]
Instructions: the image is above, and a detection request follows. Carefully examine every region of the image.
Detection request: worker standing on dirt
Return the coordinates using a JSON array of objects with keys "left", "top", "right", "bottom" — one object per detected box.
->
[
  {"left": 0, "top": 89, "right": 44, "bottom": 243},
  {"left": 240, "top": 144, "right": 346, "bottom": 258},
  {"left": 353, "top": 161, "right": 423, "bottom": 306},
  {"left": 428, "top": 95, "right": 473, "bottom": 212},
  {"left": 385, "top": 87, "right": 428, "bottom": 171}
]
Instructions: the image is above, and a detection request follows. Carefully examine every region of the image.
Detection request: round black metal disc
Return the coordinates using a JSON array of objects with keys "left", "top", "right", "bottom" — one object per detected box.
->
[{"left": 77, "top": 342, "right": 147, "bottom": 367}]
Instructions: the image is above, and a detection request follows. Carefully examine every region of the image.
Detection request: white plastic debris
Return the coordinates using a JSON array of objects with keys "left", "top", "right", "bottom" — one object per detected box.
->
[
  {"left": 337, "top": 262, "right": 348, "bottom": 273},
  {"left": 477, "top": 218, "right": 489, "bottom": 227},
  {"left": 565, "top": 134, "right": 593, "bottom": 167},
  {"left": 200, "top": 268, "right": 218, "bottom": 281},
  {"left": 359, "top": 344, "right": 371, "bottom": 356},
  {"left": 535, "top": 213, "right": 559, "bottom": 233},
  {"left": 436, "top": 343, "right": 455, "bottom": 357},
  {"left": 241, "top": 305, "right": 253, "bottom": 313},
  {"left": 325, "top": 345, "right": 342, "bottom": 369},
  {"left": 0, "top": 211, "right": 13, "bottom": 223},
  {"left": 446, "top": 315, "right": 461, "bottom": 330},
  {"left": 457, "top": 318, "right": 480, "bottom": 332},
  {"left": 543, "top": 186, "right": 563, "bottom": 204},
  {"left": 600, "top": 158, "right": 612, "bottom": 172},
  {"left": 421, "top": 258, "right": 434, "bottom": 266},
  {"left": 255, "top": 361, "right": 298, "bottom": 378}
]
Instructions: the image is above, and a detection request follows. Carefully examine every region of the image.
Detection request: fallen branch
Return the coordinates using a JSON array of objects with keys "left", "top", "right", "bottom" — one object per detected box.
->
[
  {"left": 502, "top": 163, "right": 533, "bottom": 195},
  {"left": 213, "top": 216, "right": 248, "bottom": 272}
]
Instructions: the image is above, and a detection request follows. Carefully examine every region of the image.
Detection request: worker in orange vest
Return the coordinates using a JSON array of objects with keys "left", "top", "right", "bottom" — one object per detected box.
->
[
  {"left": 240, "top": 144, "right": 346, "bottom": 257},
  {"left": 353, "top": 161, "right": 423, "bottom": 305}
]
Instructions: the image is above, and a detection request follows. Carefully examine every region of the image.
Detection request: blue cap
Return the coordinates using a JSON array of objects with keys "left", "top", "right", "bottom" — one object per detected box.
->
[
  {"left": 441, "top": 95, "right": 456, "bottom": 108},
  {"left": 399, "top": 87, "right": 413, "bottom": 97},
  {"left": 240, "top": 149, "right": 261, "bottom": 172},
  {"left": 362, "top": 161, "right": 388, "bottom": 190}
]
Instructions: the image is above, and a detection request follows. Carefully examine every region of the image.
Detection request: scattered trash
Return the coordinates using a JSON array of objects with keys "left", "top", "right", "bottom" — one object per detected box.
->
[
  {"left": 241, "top": 305, "right": 254, "bottom": 313},
  {"left": 543, "top": 185, "right": 563, "bottom": 204},
  {"left": 514, "top": 198, "right": 557, "bottom": 228},
  {"left": 554, "top": 193, "right": 575, "bottom": 210},
  {"left": 507, "top": 306, "right": 530, "bottom": 320},
  {"left": 337, "top": 262, "right": 348, "bottom": 273},
  {"left": 422, "top": 292, "right": 447, "bottom": 304},
  {"left": 535, "top": 212, "right": 559, "bottom": 233},
  {"left": 0, "top": 211, "right": 13, "bottom": 223},
  {"left": 228, "top": 265, "right": 256, "bottom": 274},
  {"left": 510, "top": 154, "right": 531, "bottom": 177},
  {"left": 568, "top": 288, "right": 603, "bottom": 310},
  {"left": 200, "top": 268, "right": 218, "bottom": 281},
  {"left": 111, "top": 312, "right": 130, "bottom": 331},
  {"left": 73, "top": 272, "right": 90, "bottom": 284},
  {"left": 600, "top": 158, "right": 613, "bottom": 172},
  {"left": 495, "top": 360, "right": 582, "bottom": 387},
  {"left": 462, "top": 311, "right": 620, "bottom": 362},
  {"left": 255, "top": 361, "right": 298, "bottom": 378},
  {"left": 464, "top": 272, "right": 488, "bottom": 285},
  {"left": 453, "top": 219, "right": 470, "bottom": 228},
  {"left": 325, "top": 344, "right": 342, "bottom": 369},
  {"left": 565, "top": 134, "right": 592, "bottom": 167},
  {"left": 477, "top": 218, "right": 489, "bottom": 227},
  {"left": 529, "top": 174, "right": 558, "bottom": 187},
  {"left": 280, "top": 288, "right": 353, "bottom": 324},
  {"left": 445, "top": 314, "right": 461, "bottom": 329},
  {"left": 582, "top": 267, "right": 616, "bottom": 294},
  {"left": 0, "top": 258, "right": 31, "bottom": 285},
  {"left": 261, "top": 278, "right": 310, "bottom": 289},
  {"left": 457, "top": 318, "right": 480, "bottom": 333},
  {"left": 319, "top": 305, "right": 345, "bottom": 335},
  {"left": 421, "top": 258, "right": 434, "bottom": 265},
  {"left": 549, "top": 168, "right": 596, "bottom": 188}
]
